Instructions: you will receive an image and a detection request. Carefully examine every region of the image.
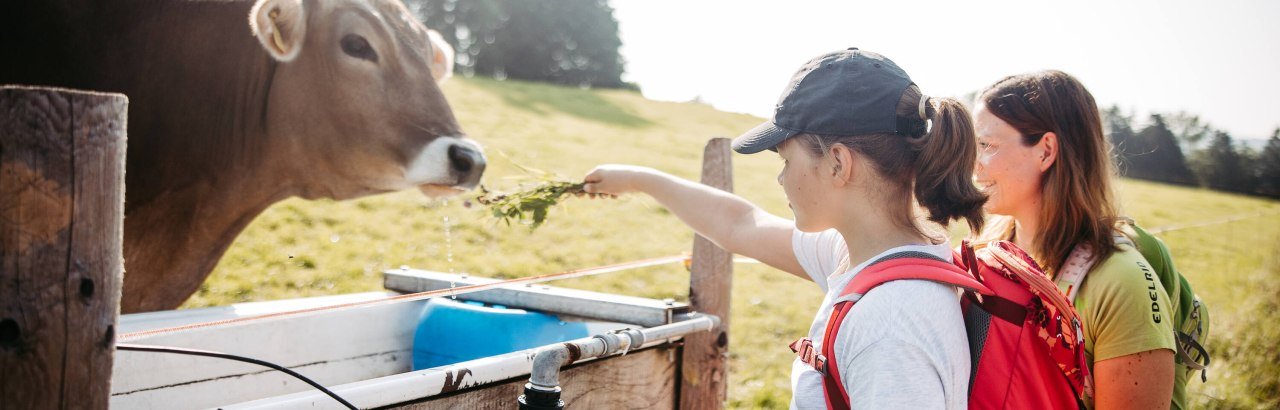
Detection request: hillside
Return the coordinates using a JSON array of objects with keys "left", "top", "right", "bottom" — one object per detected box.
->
[{"left": 190, "top": 77, "right": 1280, "bottom": 408}]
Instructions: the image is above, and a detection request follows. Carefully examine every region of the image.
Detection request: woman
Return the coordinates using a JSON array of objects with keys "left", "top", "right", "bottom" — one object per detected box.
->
[
  {"left": 582, "top": 48, "right": 986, "bottom": 408},
  {"left": 972, "top": 70, "right": 1178, "bottom": 409}
]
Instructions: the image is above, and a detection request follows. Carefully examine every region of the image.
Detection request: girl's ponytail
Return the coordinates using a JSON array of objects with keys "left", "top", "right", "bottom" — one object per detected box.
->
[{"left": 910, "top": 94, "right": 987, "bottom": 234}]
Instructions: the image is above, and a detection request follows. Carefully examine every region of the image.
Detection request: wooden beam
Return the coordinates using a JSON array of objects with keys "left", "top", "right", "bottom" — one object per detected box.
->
[
  {"left": 392, "top": 346, "right": 677, "bottom": 409},
  {"left": 1, "top": 86, "right": 127, "bottom": 409},
  {"left": 679, "top": 137, "right": 733, "bottom": 409}
]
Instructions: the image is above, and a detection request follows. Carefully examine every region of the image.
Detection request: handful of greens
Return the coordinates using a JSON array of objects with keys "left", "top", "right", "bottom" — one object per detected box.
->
[{"left": 473, "top": 180, "right": 599, "bottom": 229}]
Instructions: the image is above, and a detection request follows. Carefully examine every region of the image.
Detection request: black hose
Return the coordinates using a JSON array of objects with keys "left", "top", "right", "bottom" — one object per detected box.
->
[
  {"left": 116, "top": 343, "right": 358, "bottom": 410},
  {"left": 518, "top": 383, "right": 564, "bottom": 410}
]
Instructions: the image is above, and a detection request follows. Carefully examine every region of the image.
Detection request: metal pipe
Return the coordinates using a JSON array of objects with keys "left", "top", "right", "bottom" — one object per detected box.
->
[
  {"left": 528, "top": 346, "right": 572, "bottom": 391},
  {"left": 518, "top": 313, "right": 720, "bottom": 408}
]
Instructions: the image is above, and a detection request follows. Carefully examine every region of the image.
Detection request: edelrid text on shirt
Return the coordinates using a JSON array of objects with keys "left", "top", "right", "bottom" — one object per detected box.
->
[{"left": 1139, "top": 261, "right": 1163, "bottom": 324}]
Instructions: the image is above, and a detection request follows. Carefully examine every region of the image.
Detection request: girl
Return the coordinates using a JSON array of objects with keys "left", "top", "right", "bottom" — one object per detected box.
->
[
  {"left": 973, "top": 70, "right": 1178, "bottom": 409},
  {"left": 582, "top": 48, "right": 985, "bottom": 409}
]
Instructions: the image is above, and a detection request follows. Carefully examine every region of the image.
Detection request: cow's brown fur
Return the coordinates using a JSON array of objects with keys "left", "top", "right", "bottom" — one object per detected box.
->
[{"left": 1, "top": 0, "right": 479, "bottom": 312}]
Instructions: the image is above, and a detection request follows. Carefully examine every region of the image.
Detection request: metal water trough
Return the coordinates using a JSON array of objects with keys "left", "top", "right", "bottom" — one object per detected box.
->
[{"left": 109, "top": 269, "right": 710, "bottom": 409}]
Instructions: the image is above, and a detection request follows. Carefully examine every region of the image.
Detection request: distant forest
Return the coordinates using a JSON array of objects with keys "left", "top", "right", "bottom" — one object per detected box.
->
[
  {"left": 1104, "top": 108, "right": 1280, "bottom": 198},
  {"left": 409, "top": 0, "right": 634, "bottom": 90}
]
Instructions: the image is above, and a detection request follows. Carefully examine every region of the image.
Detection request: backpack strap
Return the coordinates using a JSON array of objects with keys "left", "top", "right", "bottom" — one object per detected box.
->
[
  {"left": 1058, "top": 244, "right": 1096, "bottom": 302},
  {"left": 791, "top": 252, "right": 990, "bottom": 410},
  {"left": 1059, "top": 233, "right": 1135, "bottom": 301},
  {"left": 820, "top": 299, "right": 855, "bottom": 410},
  {"left": 835, "top": 254, "right": 993, "bottom": 303}
]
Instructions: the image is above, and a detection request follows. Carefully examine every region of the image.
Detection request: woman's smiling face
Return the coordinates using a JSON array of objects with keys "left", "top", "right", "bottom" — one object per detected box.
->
[{"left": 973, "top": 105, "right": 1046, "bottom": 217}]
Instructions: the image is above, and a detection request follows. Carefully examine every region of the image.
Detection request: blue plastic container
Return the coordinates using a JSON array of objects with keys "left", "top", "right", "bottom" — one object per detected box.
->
[{"left": 412, "top": 298, "right": 590, "bottom": 370}]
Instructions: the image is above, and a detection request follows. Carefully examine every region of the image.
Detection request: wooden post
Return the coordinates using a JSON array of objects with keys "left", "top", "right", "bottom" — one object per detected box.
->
[
  {"left": 680, "top": 137, "right": 733, "bottom": 409},
  {"left": 1, "top": 86, "right": 127, "bottom": 409}
]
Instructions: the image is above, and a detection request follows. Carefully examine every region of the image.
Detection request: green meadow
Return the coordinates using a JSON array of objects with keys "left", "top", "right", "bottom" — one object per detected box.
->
[{"left": 186, "top": 77, "right": 1280, "bottom": 409}]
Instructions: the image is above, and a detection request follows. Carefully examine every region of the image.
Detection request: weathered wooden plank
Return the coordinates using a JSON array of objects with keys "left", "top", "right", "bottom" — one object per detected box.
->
[
  {"left": 1, "top": 84, "right": 75, "bottom": 410},
  {"left": 0, "top": 86, "right": 127, "bottom": 409},
  {"left": 65, "top": 86, "right": 127, "bottom": 409},
  {"left": 680, "top": 137, "right": 733, "bottom": 409},
  {"left": 391, "top": 346, "right": 677, "bottom": 410}
]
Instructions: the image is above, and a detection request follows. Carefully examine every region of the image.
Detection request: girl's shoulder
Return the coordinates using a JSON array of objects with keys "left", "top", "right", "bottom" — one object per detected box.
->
[{"left": 851, "top": 280, "right": 964, "bottom": 322}]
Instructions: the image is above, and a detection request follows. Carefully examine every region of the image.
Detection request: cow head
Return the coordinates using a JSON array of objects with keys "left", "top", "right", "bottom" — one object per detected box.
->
[{"left": 248, "top": 0, "right": 484, "bottom": 199}]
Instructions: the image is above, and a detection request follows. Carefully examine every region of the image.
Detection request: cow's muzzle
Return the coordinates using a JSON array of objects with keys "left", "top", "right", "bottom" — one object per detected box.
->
[
  {"left": 447, "top": 143, "right": 485, "bottom": 189},
  {"left": 405, "top": 136, "right": 486, "bottom": 196}
]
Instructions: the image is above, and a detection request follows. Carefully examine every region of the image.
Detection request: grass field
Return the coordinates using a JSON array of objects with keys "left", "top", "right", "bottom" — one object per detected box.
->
[{"left": 185, "top": 77, "right": 1280, "bottom": 409}]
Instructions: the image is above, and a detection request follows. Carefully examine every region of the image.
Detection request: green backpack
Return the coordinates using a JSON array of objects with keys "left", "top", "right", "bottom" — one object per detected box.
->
[
  {"left": 1056, "top": 218, "right": 1211, "bottom": 396},
  {"left": 1120, "top": 219, "right": 1211, "bottom": 380}
]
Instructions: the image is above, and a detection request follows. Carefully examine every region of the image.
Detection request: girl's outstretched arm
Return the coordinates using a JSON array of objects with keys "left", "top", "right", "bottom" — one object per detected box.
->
[{"left": 584, "top": 164, "right": 808, "bottom": 280}]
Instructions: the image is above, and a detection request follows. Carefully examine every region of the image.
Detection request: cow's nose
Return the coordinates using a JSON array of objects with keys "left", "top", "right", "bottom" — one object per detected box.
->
[
  {"left": 448, "top": 144, "right": 479, "bottom": 173},
  {"left": 448, "top": 144, "right": 485, "bottom": 188}
]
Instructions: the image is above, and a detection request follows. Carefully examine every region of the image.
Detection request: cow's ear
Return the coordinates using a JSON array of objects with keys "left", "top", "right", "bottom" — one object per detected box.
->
[
  {"left": 250, "top": 0, "right": 307, "bottom": 62},
  {"left": 426, "top": 29, "right": 454, "bottom": 83}
]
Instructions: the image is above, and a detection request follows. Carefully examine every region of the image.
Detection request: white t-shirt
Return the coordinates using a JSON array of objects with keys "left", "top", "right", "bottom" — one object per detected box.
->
[{"left": 789, "top": 229, "right": 970, "bottom": 410}]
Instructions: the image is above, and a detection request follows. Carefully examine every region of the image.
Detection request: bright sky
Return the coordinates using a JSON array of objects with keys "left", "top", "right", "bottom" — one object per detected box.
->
[{"left": 613, "top": 0, "right": 1280, "bottom": 139}]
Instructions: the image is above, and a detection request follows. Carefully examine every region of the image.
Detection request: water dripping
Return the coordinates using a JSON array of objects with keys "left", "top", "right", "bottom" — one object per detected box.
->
[
  {"left": 444, "top": 215, "right": 455, "bottom": 274},
  {"left": 442, "top": 199, "right": 457, "bottom": 299}
]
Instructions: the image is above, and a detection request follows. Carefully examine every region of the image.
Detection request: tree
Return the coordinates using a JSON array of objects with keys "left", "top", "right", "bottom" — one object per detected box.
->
[
  {"left": 1116, "top": 114, "right": 1197, "bottom": 185},
  {"left": 1192, "top": 131, "right": 1252, "bottom": 193},
  {"left": 412, "top": 0, "right": 632, "bottom": 89},
  {"left": 1256, "top": 128, "right": 1280, "bottom": 198},
  {"left": 1103, "top": 105, "right": 1136, "bottom": 174},
  {"left": 1165, "top": 111, "right": 1213, "bottom": 150}
]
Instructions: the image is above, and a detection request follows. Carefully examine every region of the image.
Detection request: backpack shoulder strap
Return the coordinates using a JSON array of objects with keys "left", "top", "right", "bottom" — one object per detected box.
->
[
  {"left": 1059, "top": 244, "right": 1095, "bottom": 302},
  {"left": 836, "top": 252, "right": 992, "bottom": 303},
  {"left": 1059, "top": 231, "right": 1136, "bottom": 301},
  {"left": 820, "top": 299, "right": 855, "bottom": 410}
]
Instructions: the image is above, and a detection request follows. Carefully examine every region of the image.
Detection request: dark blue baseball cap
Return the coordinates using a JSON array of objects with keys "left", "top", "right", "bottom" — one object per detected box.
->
[{"left": 732, "top": 48, "right": 915, "bottom": 154}]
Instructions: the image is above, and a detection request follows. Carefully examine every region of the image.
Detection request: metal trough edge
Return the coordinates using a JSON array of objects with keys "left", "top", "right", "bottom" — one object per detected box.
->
[{"left": 384, "top": 269, "right": 688, "bottom": 327}]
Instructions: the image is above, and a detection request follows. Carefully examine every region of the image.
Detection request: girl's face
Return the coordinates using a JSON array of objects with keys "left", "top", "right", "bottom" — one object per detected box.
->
[
  {"left": 973, "top": 105, "right": 1047, "bottom": 217},
  {"left": 776, "top": 138, "right": 834, "bottom": 232}
]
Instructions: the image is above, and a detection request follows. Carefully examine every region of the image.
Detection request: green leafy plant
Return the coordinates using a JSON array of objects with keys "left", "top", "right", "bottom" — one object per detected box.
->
[
  {"left": 473, "top": 180, "right": 588, "bottom": 229},
  {"left": 468, "top": 152, "right": 610, "bottom": 229}
]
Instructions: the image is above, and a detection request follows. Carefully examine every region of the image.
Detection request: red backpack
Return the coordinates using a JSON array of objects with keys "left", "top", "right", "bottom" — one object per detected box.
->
[{"left": 789, "top": 240, "right": 1093, "bottom": 409}]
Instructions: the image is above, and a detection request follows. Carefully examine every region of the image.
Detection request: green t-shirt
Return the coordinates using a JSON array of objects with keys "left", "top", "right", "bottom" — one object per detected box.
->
[{"left": 1057, "top": 243, "right": 1178, "bottom": 409}]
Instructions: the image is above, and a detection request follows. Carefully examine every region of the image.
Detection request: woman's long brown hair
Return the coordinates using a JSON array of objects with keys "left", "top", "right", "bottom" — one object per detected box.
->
[{"left": 978, "top": 70, "right": 1120, "bottom": 274}]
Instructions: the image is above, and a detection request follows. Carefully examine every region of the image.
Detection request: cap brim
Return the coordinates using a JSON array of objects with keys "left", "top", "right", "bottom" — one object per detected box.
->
[{"left": 732, "top": 121, "right": 797, "bottom": 154}]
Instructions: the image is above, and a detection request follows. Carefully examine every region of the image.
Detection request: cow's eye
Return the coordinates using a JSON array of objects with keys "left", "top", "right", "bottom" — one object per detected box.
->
[{"left": 340, "top": 34, "right": 378, "bottom": 63}]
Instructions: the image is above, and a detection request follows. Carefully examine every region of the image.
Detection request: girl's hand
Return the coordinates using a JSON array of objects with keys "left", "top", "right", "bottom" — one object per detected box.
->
[{"left": 582, "top": 164, "right": 656, "bottom": 196}]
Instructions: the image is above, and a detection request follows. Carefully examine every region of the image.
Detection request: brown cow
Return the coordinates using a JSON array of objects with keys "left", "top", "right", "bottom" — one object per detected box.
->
[{"left": 1, "top": 0, "right": 485, "bottom": 312}]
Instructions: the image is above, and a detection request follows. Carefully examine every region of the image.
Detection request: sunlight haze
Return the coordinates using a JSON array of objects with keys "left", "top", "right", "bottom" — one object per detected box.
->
[{"left": 614, "top": 0, "right": 1280, "bottom": 139}]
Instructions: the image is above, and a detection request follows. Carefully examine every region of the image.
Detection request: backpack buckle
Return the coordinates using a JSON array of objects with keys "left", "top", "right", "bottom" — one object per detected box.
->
[{"left": 789, "top": 337, "right": 828, "bottom": 374}]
